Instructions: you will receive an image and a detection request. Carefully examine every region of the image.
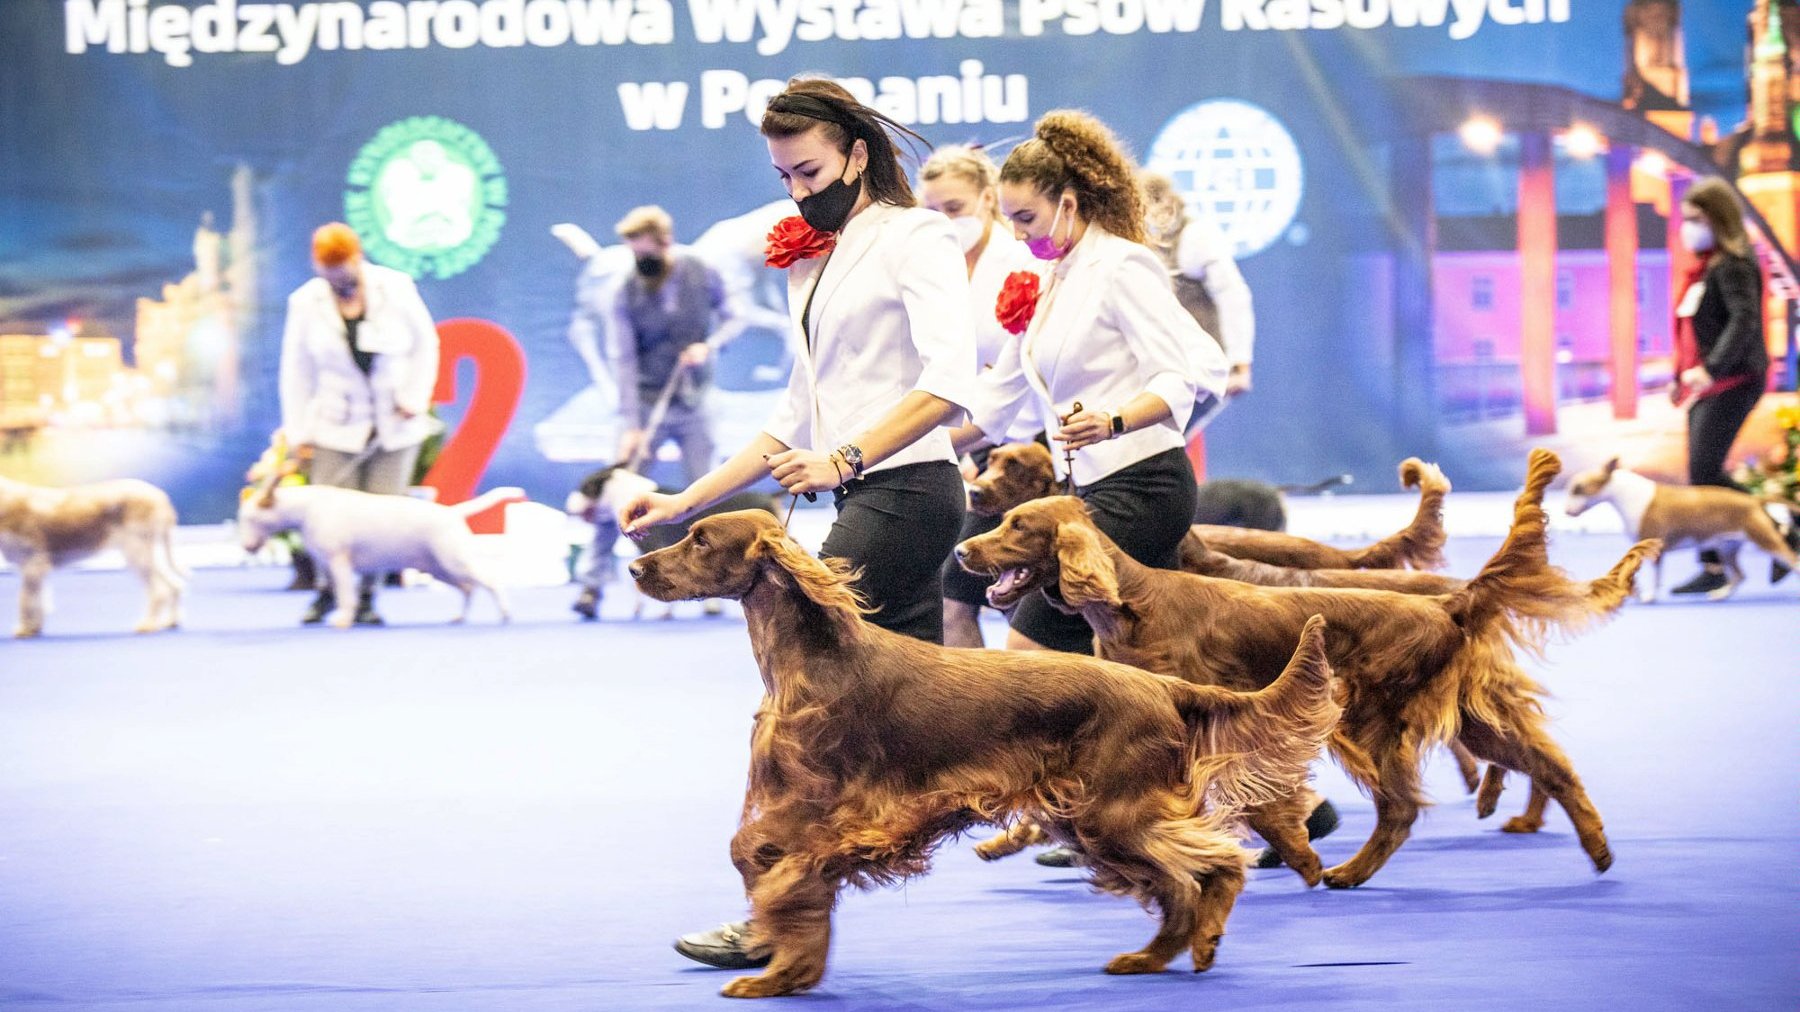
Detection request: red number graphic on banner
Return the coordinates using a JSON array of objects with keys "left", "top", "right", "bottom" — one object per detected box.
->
[{"left": 420, "top": 318, "right": 526, "bottom": 509}]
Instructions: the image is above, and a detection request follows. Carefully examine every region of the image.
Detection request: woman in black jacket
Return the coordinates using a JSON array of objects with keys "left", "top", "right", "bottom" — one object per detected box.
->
[{"left": 1670, "top": 178, "right": 1772, "bottom": 594}]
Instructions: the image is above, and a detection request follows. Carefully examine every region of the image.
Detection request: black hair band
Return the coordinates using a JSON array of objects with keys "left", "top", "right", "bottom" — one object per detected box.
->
[{"left": 766, "top": 93, "right": 854, "bottom": 127}]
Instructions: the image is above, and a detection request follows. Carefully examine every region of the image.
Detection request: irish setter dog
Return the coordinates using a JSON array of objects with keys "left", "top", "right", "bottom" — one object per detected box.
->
[
  {"left": 629, "top": 511, "right": 1340, "bottom": 998},
  {"left": 959, "top": 450, "right": 1658, "bottom": 889},
  {"left": 970, "top": 442, "right": 1450, "bottom": 571}
]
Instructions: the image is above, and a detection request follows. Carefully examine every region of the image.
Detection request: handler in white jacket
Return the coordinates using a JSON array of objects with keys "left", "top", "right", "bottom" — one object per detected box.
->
[{"left": 277, "top": 222, "right": 441, "bottom": 626}]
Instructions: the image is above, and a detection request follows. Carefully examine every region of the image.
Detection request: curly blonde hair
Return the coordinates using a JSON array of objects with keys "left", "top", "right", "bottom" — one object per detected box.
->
[
  {"left": 1000, "top": 110, "right": 1145, "bottom": 244},
  {"left": 920, "top": 144, "right": 1002, "bottom": 220}
]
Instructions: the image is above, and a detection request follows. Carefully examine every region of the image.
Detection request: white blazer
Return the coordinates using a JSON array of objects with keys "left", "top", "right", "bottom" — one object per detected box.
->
[
  {"left": 764, "top": 203, "right": 977, "bottom": 475},
  {"left": 967, "top": 227, "right": 1044, "bottom": 442},
  {"left": 971, "top": 224, "right": 1227, "bottom": 487},
  {"left": 279, "top": 263, "right": 440, "bottom": 454},
  {"left": 1176, "top": 214, "right": 1255, "bottom": 365}
]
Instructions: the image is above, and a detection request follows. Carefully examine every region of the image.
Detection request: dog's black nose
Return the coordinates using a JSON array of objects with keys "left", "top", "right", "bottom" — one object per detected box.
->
[{"left": 627, "top": 560, "right": 645, "bottom": 580}]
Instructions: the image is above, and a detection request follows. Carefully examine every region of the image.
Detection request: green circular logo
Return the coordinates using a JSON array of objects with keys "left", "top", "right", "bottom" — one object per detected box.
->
[{"left": 344, "top": 116, "right": 506, "bottom": 280}]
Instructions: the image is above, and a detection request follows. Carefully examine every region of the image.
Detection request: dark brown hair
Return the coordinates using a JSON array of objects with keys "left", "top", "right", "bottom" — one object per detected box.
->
[
  {"left": 1000, "top": 110, "right": 1146, "bottom": 244},
  {"left": 760, "top": 78, "right": 926, "bottom": 208},
  {"left": 1683, "top": 177, "right": 1751, "bottom": 259}
]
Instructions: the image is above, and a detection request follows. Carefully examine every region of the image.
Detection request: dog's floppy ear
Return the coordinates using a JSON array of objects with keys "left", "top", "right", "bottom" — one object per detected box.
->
[
  {"left": 751, "top": 529, "right": 874, "bottom": 619},
  {"left": 1055, "top": 522, "right": 1121, "bottom": 610},
  {"left": 1602, "top": 456, "right": 1621, "bottom": 477}
]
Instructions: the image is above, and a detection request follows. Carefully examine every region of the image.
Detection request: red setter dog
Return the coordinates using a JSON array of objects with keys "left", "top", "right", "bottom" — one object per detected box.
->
[
  {"left": 969, "top": 442, "right": 1450, "bottom": 571},
  {"left": 629, "top": 511, "right": 1340, "bottom": 997},
  {"left": 959, "top": 450, "right": 1657, "bottom": 889}
]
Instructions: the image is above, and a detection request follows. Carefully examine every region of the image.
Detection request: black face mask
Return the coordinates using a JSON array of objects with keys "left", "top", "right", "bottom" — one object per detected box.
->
[
  {"left": 634, "top": 254, "right": 666, "bottom": 278},
  {"left": 796, "top": 162, "right": 862, "bottom": 233}
]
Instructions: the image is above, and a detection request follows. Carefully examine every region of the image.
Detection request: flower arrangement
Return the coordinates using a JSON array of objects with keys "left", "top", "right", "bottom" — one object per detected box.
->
[
  {"left": 1733, "top": 403, "right": 1800, "bottom": 507},
  {"left": 995, "top": 270, "right": 1042, "bottom": 335},
  {"left": 764, "top": 216, "right": 836, "bottom": 268}
]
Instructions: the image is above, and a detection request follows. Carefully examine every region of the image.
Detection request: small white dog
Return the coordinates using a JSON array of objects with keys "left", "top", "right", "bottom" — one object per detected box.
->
[
  {"left": 0, "top": 475, "right": 185, "bottom": 637},
  {"left": 239, "top": 479, "right": 509, "bottom": 628}
]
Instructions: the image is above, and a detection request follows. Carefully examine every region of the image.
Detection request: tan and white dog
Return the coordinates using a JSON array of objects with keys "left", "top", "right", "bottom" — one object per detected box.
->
[
  {"left": 1564, "top": 456, "right": 1798, "bottom": 601},
  {"left": 0, "top": 475, "right": 185, "bottom": 637},
  {"left": 239, "top": 477, "right": 510, "bottom": 628}
]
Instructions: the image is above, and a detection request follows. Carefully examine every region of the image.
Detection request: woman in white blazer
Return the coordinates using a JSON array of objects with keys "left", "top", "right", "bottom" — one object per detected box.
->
[
  {"left": 278, "top": 223, "right": 441, "bottom": 625},
  {"left": 955, "top": 111, "right": 1229, "bottom": 655},
  {"left": 624, "top": 78, "right": 978, "bottom": 974},
  {"left": 918, "top": 143, "right": 1046, "bottom": 648},
  {"left": 621, "top": 79, "right": 975, "bottom": 640}
]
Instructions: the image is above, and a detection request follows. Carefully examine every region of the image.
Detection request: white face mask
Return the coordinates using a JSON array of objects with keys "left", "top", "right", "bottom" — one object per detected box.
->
[
  {"left": 1680, "top": 219, "right": 1715, "bottom": 254},
  {"left": 949, "top": 213, "right": 987, "bottom": 253}
]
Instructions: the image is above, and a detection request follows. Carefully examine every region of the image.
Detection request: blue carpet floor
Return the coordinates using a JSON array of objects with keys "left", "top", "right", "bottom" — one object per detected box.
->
[{"left": 0, "top": 536, "right": 1795, "bottom": 1010}]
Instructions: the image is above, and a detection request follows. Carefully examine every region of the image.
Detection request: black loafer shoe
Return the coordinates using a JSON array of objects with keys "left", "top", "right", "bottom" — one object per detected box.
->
[
  {"left": 1670, "top": 570, "right": 1729, "bottom": 596},
  {"left": 674, "top": 921, "right": 772, "bottom": 970},
  {"left": 353, "top": 597, "right": 385, "bottom": 627},
  {"left": 1253, "top": 798, "right": 1342, "bottom": 869},
  {"left": 572, "top": 589, "right": 600, "bottom": 620},
  {"left": 1034, "top": 845, "right": 1083, "bottom": 868},
  {"left": 301, "top": 590, "right": 335, "bottom": 626}
]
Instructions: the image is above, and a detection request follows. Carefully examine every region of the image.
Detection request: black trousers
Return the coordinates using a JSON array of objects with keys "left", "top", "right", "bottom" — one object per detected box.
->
[
  {"left": 821, "top": 461, "right": 965, "bottom": 644},
  {"left": 1009, "top": 447, "right": 1198, "bottom": 654},
  {"left": 1687, "top": 381, "right": 1762, "bottom": 565},
  {"left": 1687, "top": 381, "right": 1762, "bottom": 488}
]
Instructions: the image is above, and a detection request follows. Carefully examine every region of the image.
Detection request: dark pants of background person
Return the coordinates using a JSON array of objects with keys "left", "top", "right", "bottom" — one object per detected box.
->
[
  {"left": 309, "top": 442, "right": 422, "bottom": 595},
  {"left": 940, "top": 433, "right": 1051, "bottom": 613},
  {"left": 821, "top": 461, "right": 966, "bottom": 644},
  {"left": 581, "top": 397, "right": 716, "bottom": 594},
  {"left": 1687, "top": 380, "right": 1763, "bottom": 567},
  {"left": 1008, "top": 447, "right": 1198, "bottom": 654}
]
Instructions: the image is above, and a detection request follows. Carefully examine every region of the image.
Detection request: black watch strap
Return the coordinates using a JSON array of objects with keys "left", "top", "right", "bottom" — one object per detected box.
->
[{"left": 1110, "top": 413, "right": 1126, "bottom": 437}]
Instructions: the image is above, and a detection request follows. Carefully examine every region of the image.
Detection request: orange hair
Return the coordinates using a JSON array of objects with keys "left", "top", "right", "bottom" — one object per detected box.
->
[{"left": 311, "top": 223, "right": 362, "bottom": 268}]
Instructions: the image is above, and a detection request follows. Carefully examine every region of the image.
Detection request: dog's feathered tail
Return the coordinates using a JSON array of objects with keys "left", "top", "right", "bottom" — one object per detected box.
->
[
  {"left": 1449, "top": 449, "right": 1656, "bottom": 656},
  {"left": 1344, "top": 458, "right": 1451, "bottom": 570},
  {"left": 1167, "top": 615, "right": 1341, "bottom": 812}
]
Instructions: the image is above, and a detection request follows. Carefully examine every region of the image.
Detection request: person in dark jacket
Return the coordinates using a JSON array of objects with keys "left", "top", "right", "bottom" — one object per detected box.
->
[{"left": 1669, "top": 177, "right": 1773, "bottom": 595}]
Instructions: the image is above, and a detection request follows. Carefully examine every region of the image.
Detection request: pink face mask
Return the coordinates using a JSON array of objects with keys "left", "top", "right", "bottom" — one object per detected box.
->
[{"left": 1025, "top": 200, "right": 1071, "bottom": 261}]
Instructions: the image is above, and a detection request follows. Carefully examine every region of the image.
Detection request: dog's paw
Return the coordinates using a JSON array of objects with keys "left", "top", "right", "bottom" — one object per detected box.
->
[
  {"left": 1190, "top": 934, "right": 1222, "bottom": 973},
  {"left": 13, "top": 626, "right": 41, "bottom": 639},
  {"left": 1321, "top": 864, "right": 1368, "bottom": 890},
  {"left": 721, "top": 974, "right": 800, "bottom": 999},
  {"left": 1500, "top": 816, "right": 1543, "bottom": 834},
  {"left": 1104, "top": 952, "right": 1169, "bottom": 975}
]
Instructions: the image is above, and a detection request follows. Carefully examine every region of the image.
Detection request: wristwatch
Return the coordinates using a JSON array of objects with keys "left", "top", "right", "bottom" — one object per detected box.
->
[
  {"left": 837, "top": 443, "right": 866, "bottom": 478},
  {"left": 1109, "top": 413, "right": 1126, "bottom": 438}
]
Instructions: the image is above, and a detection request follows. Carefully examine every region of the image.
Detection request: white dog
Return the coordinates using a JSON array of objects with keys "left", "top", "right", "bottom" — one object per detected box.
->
[
  {"left": 0, "top": 475, "right": 185, "bottom": 637},
  {"left": 239, "top": 481, "right": 510, "bottom": 628}
]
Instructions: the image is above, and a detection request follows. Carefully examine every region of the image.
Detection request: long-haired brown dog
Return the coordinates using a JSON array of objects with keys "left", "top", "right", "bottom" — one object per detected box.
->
[
  {"left": 969, "top": 442, "right": 1449, "bottom": 571},
  {"left": 1178, "top": 482, "right": 1662, "bottom": 831},
  {"left": 959, "top": 450, "right": 1656, "bottom": 889},
  {"left": 629, "top": 511, "right": 1340, "bottom": 998}
]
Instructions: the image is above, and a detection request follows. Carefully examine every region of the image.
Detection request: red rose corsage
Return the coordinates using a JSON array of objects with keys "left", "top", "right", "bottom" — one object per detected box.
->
[
  {"left": 764, "top": 215, "right": 837, "bottom": 268},
  {"left": 995, "top": 271, "right": 1042, "bottom": 335}
]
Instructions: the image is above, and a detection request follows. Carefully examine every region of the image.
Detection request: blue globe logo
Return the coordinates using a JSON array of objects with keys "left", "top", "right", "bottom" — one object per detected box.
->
[{"left": 1146, "top": 99, "right": 1304, "bottom": 259}]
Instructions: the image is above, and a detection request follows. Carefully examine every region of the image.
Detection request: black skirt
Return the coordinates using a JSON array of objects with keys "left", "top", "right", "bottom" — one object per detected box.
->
[
  {"left": 820, "top": 460, "right": 966, "bottom": 645},
  {"left": 1009, "top": 446, "right": 1197, "bottom": 654}
]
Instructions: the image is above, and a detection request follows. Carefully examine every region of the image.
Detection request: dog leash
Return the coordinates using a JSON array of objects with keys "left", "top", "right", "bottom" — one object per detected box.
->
[
  {"left": 1057, "top": 400, "right": 1083, "bottom": 496},
  {"left": 625, "top": 362, "right": 691, "bottom": 474}
]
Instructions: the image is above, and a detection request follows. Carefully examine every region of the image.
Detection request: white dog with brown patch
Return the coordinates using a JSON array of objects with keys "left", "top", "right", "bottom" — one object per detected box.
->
[
  {"left": 1564, "top": 456, "right": 1798, "bottom": 601},
  {"left": 0, "top": 475, "right": 185, "bottom": 638},
  {"left": 238, "top": 478, "right": 510, "bottom": 628}
]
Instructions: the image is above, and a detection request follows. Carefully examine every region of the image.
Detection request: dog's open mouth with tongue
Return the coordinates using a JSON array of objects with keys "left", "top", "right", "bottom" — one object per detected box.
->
[{"left": 986, "top": 567, "right": 1035, "bottom": 608}]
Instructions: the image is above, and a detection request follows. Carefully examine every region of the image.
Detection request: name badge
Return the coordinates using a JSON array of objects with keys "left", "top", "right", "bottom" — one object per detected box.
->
[{"left": 1675, "top": 281, "right": 1705, "bottom": 319}]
